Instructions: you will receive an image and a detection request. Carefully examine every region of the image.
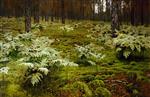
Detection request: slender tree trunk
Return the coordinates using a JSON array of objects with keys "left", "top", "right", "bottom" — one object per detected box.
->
[
  {"left": 51, "top": 1, "right": 54, "bottom": 22},
  {"left": 25, "top": 0, "right": 31, "bottom": 32},
  {"left": 0, "top": 0, "right": 4, "bottom": 16},
  {"left": 51, "top": 16, "right": 54, "bottom": 22},
  {"left": 111, "top": 0, "right": 120, "bottom": 34},
  {"left": 131, "top": 0, "right": 135, "bottom": 25},
  {"left": 34, "top": 0, "right": 40, "bottom": 23},
  {"left": 140, "top": 0, "right": 144, "bottom": 25},
  {"left": 61, "top": 0, "right": 65, "bottom": 24},
  {"left": 45, "top": 15, "right": 49, "bottom": 21},
  {"left": 106, "top": 0, "right": 110, "bottom": 21}
]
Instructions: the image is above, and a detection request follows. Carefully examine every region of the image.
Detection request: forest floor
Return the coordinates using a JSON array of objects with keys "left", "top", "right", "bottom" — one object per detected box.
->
[{"left": 0, "top": 18, "right": 150, "bottom": 97}]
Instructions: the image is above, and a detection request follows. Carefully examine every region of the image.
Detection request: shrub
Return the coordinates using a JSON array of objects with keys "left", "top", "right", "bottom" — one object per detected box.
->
[
  {"left": 31, "top": 23, "right": 46, "bottom": 31},
  {"left": 79, "top": 75, "right": 95, "bottom": 82},
  {"left": 114, "top": 34, "right": 150, "bottom": 59},
  {"left": 0, "top": 32, "right": 78, "bottom": 86},
  {"left": 72, "top": 81, "right": 92, "bottom": 97},
  {"left": 75, "top": 44, "right": 105, "bottom": 66},
  {"left": 6, "top": 84, "right": 30, "bottom": 97},
  {"left": 88, "top": 80, "right": 105, "bottom": 90},
  {"left": 60, "top": 81, "right": 92, "bottom": 97},
  {"left": 94, "top": 87, "right": 111, "bottom": 97},
  {"left": 126, "top": 83, "right": 140, "bottom": 97}
]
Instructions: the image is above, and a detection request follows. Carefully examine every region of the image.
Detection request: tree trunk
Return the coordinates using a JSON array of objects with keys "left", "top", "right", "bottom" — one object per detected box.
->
[
  {"left": 106, "top": 0, "right": 111, "bottom": 21},
  {"left": 45, "top": 16, "right": 49, "bottom": 21},
  {"left": 34, "top": 0, "right": 40, "bottom": 23},
  {"left": 25, "top": 0, "right": 31, "bottom": 32},
  {"left": 61, "top": 0, "right": 65, "bottom": 24},
  {"left": 111, "top": 0, "right": 120, "bottom": 34},
  {"left": 0, "top": 0, "right": 4, "bottom": 16}
]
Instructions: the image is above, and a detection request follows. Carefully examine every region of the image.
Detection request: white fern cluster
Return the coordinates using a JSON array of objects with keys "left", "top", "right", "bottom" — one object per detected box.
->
[
  {"left": 0, "top": 41, "right": 11, "bottom": 62},
  {"left": 16, "top": 32, "right": 36, "bottom": 40},
  {"left": 52, "top": 59, "right": 78, "bottom": 66},
  {"left": 0, "top": 32, "right": 78, "bottom": 86},
  {"left": 60, "top": 25, "right": 74, "bottom": 32},
  {"left": 114, "top": 34, "right": 150, "bottom": 58},
  {"left": 75, "top": 44, "right": 105, "bottom": 60},
  {"left": 0, "top": 67, "right": 9, "bottom": 74}
]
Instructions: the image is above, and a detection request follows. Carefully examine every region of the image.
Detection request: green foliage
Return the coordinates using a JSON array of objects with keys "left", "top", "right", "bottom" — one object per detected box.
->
[
  {"left": 6, "top": 84, "right": 30, "bottom": 97},
  {"left": 94, "top": 87, "right": 111, "bottom": 97},
  {"left": 88, "top": 23, "right": 111, "bottom": 34},
  {"left": 88, "top": 79, "right": 111, "bottom": 97},
  {"left": 0, "top": 67, "right": 9, "bottom": 74},
  {"left": 29, "top": 72, "right": 43, "bottom": 86},
  {"left": 31, "top": 23, "right": 46, "bottom": 31},
  {"left": 75, "top": 44, "right": 105, "bottom": 66},
  {"left": 1, "top": 19, "right": 150, "bottom": 97},
  {"left": 0, "top": 31, "right": 78, "bottom": 86},
  {"left": 126, "top": 83, "right": 140, "bottom": 97},
  {"left": 61, "top": 81, "right": 92, "bottom": 97},
  {"left": 72, "top": 81, "right": 93, "bottom": 97},
  {"left": 114, "top": 34, "right": 150, "bottom": 59},
  {"left": 127, "top": 71, "right": 138, "bottom": 81},
  {"left": 88, "top": 80, "right": 105, "bottom": 90},
  {"left": 79, "top": 75, "right": 95, "bottom": 82},
  {"left": 119, "top": 25, "right": 150, "bottom": 36},
  {"left": 60, "top": 25, "right": 74, "bottom": 36}
]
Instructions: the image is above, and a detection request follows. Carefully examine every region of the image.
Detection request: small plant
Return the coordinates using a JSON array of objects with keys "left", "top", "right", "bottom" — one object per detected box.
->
[
  {"left": 31, "top": 23, "right": 46, "bottom": 31},
  {"left": 6, "top": 83, "right": 29, "bottom": 97},
  {"left": 60, "top": 25, "right": 74, "bottom": 36},
  {"left": 126, "top": 83, "right": 140, "bottom": 97},
  {"left": 75, "top": 44, "right": 105, "bottom": 66},
  {"left": 88, "top": 23, "right": 111, "bottom": 34},
  {"left": 79, "top": 75, "right": 95, "bottom": 82},
  {"left": 113, "top": 34, "right": 150, "bottom": 59},
  {"left": 0, "top": 67, "right": 9, "bottom": 74},
  {"left": 60, "top": 81, "right": 92, "bottom": 97},
  {"left": 0, "top": 32, "right": 78, "bottom": 86},
  {"left": 88, "top": 79, "right": 111, "bottom": 97},
  {"left": 88, "top": 80, "right": 105, "bottom": 90},
  {"left": 94, "top": 87, "right": 111, "bottom": 97}
]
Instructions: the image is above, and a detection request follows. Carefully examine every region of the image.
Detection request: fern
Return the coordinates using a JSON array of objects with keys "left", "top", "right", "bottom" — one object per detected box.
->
[
  {"left": 114, "top": 34, "right": 150, "bottom": 59},
  {"left": 38, "top": 67, "right": 49, "bottom": 75},
  {"left": 28, "top": 72, "right": 43, "bottom": 86},
  {"left": 60, "top": 25, "right": 74, "bottom": 32},
  {"left": 0, "top": 31, "right": 79, "bottom": 86},
  {"left": 75, "top": 44, "right": 105, "bottom": 66},
  {"left": 0, "top": 67, "right": 9, "bottom": 74}
]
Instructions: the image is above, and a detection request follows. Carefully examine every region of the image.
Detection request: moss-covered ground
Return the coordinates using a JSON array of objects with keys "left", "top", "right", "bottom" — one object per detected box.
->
[{"left": 0, "top": 18, "right": 150, "bottom": 97}]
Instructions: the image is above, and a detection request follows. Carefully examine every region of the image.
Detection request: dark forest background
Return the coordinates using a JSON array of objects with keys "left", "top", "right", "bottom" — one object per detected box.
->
[{"left": 0, "top": 0, "right": 150, "bottom": 26}]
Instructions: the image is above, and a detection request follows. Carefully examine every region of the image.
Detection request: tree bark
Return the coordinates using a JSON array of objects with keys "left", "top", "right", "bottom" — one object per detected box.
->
[
  {"left": 61, "top": 0, "right": 65, "bottom": 24},
  {"left": 111, "top": 0, "right": 120, "bottom": 34},
  {"left": 0, "top": 0, "right": 4, "bottom": 16},
  {"left": 25, "top": 0, "right": 31, "bottom": 32},
  {"left": 33, "top": 0, "right": 40, "bottom": 23}
]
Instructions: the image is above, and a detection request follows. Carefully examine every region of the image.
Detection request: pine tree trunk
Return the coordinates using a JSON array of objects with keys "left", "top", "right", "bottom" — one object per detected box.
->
[
  {"left": 61, "top": 0, "right": 65, "bottom": 24},
  {"left": 25, "top": 0, "right": 31, "bottom": 32},
  {"left": 106, "top": 0, "right": 110, "bottom": 21},
  {"left": 111, "top": 0, "right": 120, "bottom": 35},
  {"left": 34, "top": 0, "right": 40, "bottom": 23},
  {"left": 0, "top": 0, "right": 4, "bottom": 16},
  {"left": 45, "top": 16, "right": 49, "bottom": 21}
]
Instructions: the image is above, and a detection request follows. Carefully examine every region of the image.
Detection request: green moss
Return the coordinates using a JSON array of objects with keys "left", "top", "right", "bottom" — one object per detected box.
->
[
  {"left": 61, "top": 81, "right": 92, "bottom": 97},
  {"left": 88, "top": 80, "right": 105, "bottom": 90},
  {"left": 72, "top": 81, "right": 93, "bottom": 97},
  {"left": 94, "top": 87, "right": 111, "bottom": 97},
  {"left": 6, "top": 84, "right": 30, "bottom": 97}
]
